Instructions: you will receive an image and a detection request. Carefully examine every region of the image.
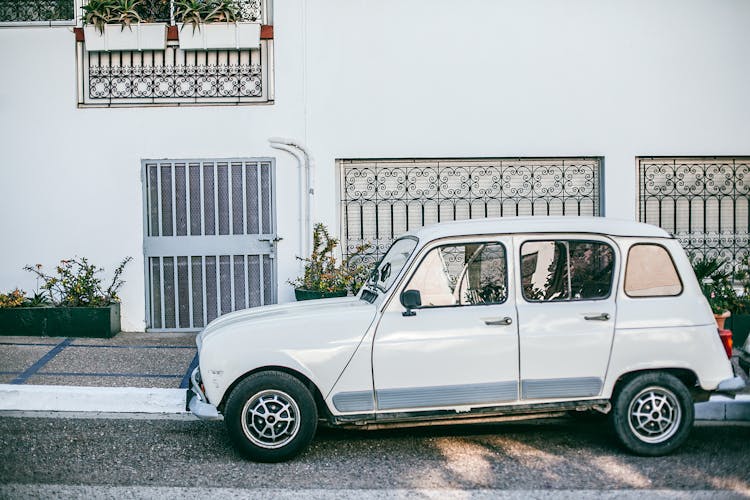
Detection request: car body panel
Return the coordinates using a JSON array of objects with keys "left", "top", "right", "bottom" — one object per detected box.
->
[{"left": 197, "top": 296, "right": 377, "bottom": 405}]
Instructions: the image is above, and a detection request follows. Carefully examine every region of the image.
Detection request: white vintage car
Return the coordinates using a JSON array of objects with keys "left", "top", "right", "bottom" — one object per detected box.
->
[{"left": 187, "top": 216, "right": 744, "bottom": 462}]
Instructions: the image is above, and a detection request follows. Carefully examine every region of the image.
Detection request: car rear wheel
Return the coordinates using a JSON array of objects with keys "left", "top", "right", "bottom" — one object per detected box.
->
[
  {"left": 611, "top": 372, "right": 694, "bottom": 456},
  {"left": 224, "top": 370, "right": 317, "bottom": 462}
]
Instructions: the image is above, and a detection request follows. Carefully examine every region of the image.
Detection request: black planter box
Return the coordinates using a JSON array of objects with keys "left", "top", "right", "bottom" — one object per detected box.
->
[
  {"left": 294, "top": 289, "right": 348, "bottom": 301},
  {"left": 0, "top": 304, "right": 120, "bottom": 338},
  {"left": 726, "top": 313, "right": 750, "bottom": 348}
]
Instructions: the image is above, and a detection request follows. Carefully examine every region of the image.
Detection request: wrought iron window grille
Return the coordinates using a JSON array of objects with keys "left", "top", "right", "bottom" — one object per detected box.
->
[
  {"left": 340, "top": 158, "right": 603, "bottom": 262},
  {"left": 638, "top": 156, "right": 749, "bottom": 274},
  {"left": 0, "top": 0, "right": 75, "bottom": 25}
]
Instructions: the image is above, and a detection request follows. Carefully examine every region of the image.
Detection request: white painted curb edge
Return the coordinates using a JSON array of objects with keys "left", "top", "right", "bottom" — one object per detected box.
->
[
  {"left": 0, "top": 384, "right": 188, "bottom": 414},
  {"left": 0, "top": 383, "right": 747, "bottom": 419}
]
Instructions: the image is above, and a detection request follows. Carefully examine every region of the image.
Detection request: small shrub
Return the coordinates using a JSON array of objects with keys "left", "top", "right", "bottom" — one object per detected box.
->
[
  {"left": 0, "top": 289, "right": 26, "bottom": 308},
  {"left": 24, "top": 256, "right": 132, "bottom": 307},
  {"left": 289, "top": 224, "right": 372, "bottom": 295}
]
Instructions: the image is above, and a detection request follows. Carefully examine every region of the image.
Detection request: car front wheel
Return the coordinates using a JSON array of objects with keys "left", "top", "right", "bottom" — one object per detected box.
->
[
  {"left": 224, "top": 370, "right": 317, "bottom": 462},
  {"left": 611, "top": 372, "right": 694, "bottom": 456}
]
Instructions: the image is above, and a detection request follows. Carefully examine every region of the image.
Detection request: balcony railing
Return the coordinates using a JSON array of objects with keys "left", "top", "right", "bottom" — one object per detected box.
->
[
  {"left": 75, "top": 0, "right": 272, "bottom": 107},
  {"left": 0, "top": 0, "right": 75, "bottom": 25}
]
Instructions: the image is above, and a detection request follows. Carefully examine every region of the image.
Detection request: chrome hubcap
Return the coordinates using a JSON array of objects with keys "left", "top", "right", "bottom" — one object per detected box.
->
[
  {"left": 628, "top": 386, "right": 681, "bottom": 444},
  {"left": 241, "top": 390, "right": 300, "bottom": 449}
]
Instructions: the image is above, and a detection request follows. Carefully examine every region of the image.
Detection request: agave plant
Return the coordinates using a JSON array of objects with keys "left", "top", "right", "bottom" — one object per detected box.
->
[
  {"left": 114, "top": 0, "right": 144, "bottom": 30},
  {"left": 82, "top": 0, "right": 118, "bottom": 34},
  {"left": 204, "top": 0, "right": 238, "bottom": 23},
  {"left": 174, "top": 0, "right": 207, "bottom": 32}
]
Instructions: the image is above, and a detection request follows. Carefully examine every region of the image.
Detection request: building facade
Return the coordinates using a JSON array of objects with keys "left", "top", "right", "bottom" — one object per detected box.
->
[{"left": 1, "top": 0, "right": 748, "bottom": 330}]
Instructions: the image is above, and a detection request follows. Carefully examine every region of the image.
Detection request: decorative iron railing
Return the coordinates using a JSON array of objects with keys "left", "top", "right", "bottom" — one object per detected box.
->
[
  {"left": 340, "top": 158, "right": 602, "bottom": 260},
  {"left": 638, "top": 157, "right": 749, "bottom": 272},
  {"left": 82, "top": 48, "right": 265, "bottom": 104},
  {"left": 0, "top": 0, "right": 74, "bottom": 23},
  {"left": 75, "top": 0, "right": 272, "bottom": 106}
]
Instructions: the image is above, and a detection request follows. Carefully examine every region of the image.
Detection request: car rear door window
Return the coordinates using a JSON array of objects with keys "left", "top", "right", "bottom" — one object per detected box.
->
[{"left": 521, "top": 240, "right": 615, "bottom": 302}]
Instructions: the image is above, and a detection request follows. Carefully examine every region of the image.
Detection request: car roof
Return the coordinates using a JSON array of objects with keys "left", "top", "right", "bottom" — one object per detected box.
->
[{"left": 404, "top": 216, "right": 672, "bottom": 241}]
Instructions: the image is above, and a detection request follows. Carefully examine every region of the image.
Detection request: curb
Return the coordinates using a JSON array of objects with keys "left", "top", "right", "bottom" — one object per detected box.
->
[
  {"left": 0, "top": 384, "right": 188, "bottom": 414},
  {"left": 694, "top": 394, "right": 750, "bottom": 421},
  {"left": 0, "top": 384, "right": 748, "bottom": 421}
]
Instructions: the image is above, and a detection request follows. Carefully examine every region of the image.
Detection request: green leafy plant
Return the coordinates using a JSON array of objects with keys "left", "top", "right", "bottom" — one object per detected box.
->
[
  {"left": 691, "top": 255, "right": 740, "bottom": 315},
  {"left": 175, "top": 0, "right": 239, "bottom": 32},
  {"left": 82, "top": 0, "right": 118, "bottom": 33},
  {"left": 114, "top": 0, "right": 144, "bottom": 29},
  {"left": 174, "top": 0, "right": 207, "bottom": 32},
  {"left": 289, "top": 224, "right": 373, "bottom": 295},
  {"left": 0, "top": 289, "right": 27, "bottom": 308},
  {"left": 23, "top": 257, "right": 132, "bottom": 307},
  {"left": 204, "top": 0, "right": 238, "bottom": 22},
  {"left": 26, "top": 291, "right": 51, "bottom": 307}
]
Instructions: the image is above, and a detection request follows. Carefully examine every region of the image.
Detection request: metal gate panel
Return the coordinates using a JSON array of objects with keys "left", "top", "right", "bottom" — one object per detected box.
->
[
  {"left": 339, "top": 158, "right": 602, "bottom": 259},
  {"left": 143, "top": 159, "right": 276, "bottom": 331}
]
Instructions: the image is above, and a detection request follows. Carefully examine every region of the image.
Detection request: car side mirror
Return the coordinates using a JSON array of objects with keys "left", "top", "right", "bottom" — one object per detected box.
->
[{"left": 400, "top": 289, "right": 421, "bottom": 317}]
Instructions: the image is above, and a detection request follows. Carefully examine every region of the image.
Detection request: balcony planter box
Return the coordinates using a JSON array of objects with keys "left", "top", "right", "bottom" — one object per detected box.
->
[
  {"left": 294, "top": 289, "right": 348, "bottom": 301},
  {"left": 0, "top": 304, "right": 121, "bottom": 338},
  {"left": 84, "top": 23, "right": 167, "bottom": 52},
  {"left": 178, "top": 22, "right": 260, "bottom": 50}
]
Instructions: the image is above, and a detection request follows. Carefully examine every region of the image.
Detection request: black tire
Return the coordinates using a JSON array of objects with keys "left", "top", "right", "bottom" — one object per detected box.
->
[
  {"left": 224, "top": 370, "right": 318, "bottom": 462},
  {"left": 611, "top": 372, "right": 694, "bottom": 456}
]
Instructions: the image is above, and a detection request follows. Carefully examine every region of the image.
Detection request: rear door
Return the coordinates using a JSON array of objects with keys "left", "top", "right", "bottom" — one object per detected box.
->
[{"left": 515, "top": 236, "right": 618, "bottom": 400}]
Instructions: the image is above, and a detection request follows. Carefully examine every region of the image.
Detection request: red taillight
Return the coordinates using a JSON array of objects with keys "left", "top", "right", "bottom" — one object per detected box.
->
[{"left": 718, "top": 328, "right": 733, "bottom": 359}]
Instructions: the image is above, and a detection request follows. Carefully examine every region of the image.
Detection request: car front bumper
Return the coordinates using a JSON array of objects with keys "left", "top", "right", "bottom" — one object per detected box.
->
[{"left": 186, "top": 366, "right": 222, "bottom": 420}]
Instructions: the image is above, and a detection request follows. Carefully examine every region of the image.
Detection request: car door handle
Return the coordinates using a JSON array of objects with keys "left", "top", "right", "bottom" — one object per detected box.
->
[
  {"left": 483, "top": 317, "right": 513, "bottom": 326},
  {"left": 584, "top": 313, "right": 610, "bottom": 321}
]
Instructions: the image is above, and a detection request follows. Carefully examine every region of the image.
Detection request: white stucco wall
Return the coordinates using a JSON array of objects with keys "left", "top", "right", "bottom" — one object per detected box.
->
[{"left": 1, "top": 0, "right": 749, "bottom": 329}]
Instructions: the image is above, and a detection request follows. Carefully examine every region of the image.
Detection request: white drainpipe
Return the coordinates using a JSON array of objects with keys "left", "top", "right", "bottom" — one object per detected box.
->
[{"left": 268, "top": 137, "right": 315, "bottom": 259}]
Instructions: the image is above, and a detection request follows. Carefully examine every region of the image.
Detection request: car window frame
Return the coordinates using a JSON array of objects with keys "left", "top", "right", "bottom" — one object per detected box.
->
[
  {"left": 623, "top": 242, "right": 684, "bottom": 298},
  {"left": 519, "top": 237, "right": 618, "bottom": 303},
  {"left": 402, "top": 240, "right": 510, "bottom": 309}
]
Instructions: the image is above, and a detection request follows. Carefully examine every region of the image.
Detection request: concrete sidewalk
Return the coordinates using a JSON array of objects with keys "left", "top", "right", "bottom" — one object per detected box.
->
[{"left": 0, "top": 331, "right": 748, "bottom": 420}]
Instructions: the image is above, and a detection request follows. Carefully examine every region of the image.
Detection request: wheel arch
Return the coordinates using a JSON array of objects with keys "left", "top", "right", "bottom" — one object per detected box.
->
[
  {"left": 218, "top": 366, "right": 331, "bottom": 419},
  {"left": 611, "top": 368, "right": 699, "bottom": 400}
]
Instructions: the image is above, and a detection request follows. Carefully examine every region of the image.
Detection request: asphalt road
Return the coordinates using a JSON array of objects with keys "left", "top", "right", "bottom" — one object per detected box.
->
[{"left": 0, "top": 415, "right": 748, "bottom": 498}]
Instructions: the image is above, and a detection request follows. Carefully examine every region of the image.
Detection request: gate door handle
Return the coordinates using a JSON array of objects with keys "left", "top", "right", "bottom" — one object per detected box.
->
[
  {"left": 584, "top": 313, "right": 610, "bottom": 321},
  {"left": 483, "top": 317, "right": 513, "bottom": 326}
]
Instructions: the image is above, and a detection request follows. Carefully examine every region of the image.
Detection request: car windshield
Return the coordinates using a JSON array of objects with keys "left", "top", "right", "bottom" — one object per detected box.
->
[{"left": 366, "top": 237, "right": 418, "bottom": 293}]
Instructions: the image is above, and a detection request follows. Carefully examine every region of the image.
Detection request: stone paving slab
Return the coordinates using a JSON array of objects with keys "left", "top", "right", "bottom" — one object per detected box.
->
[
  {"left": 0, "top": 345, "right": 52, "bottom": 372},
  {"left": 41, "top": 346, "right": 194, "bottom": 376},
  {"left": 0, "top": 332, "right": 198, "bottom": 390},
  {"left": 25, "top": 375, "right": 185, "bottom": 389}
]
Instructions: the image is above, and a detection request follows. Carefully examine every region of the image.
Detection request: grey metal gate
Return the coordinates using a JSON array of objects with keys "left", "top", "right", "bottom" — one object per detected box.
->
[
  {"left": 143, "top": 159, "right": 276, "bottom": 331},
  {"left": 339, "top": 157, "right": 602, "bottom": 259}
]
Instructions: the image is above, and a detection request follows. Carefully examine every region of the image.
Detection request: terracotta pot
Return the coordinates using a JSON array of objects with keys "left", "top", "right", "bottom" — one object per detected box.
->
[{"left": 714, "top": 310, "right": 731, "bottom": 329}]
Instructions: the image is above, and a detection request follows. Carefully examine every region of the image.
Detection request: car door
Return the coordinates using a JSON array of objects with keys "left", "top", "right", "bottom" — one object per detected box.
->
[
  {"left": 515, "top": 236, "right": 618, "bottom": 400},
  {"left": 372, "top": 237, "right": 520, "bottom": 411}
]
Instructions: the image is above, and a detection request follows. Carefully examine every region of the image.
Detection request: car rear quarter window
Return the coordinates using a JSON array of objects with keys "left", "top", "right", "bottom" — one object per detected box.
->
[{"left": 624, "top": 244, "right": 683, "bottom": 297}]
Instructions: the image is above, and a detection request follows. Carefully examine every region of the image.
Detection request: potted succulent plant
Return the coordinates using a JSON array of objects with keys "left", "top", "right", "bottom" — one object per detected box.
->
[
  {"left": 692, "top": 255, "right": 739, "bottom": 329},
  {"left": 175, "top": 0, "right": 260, "bottom": 50},
  {"left": 289, "top": 223, "right": 372, "bottom": 301},
  {"left": 82, "top": 0, "right": 167, "bottom": 52},
  {"left": 0, "top": 257, "right": 132, "bottom": 338}
]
